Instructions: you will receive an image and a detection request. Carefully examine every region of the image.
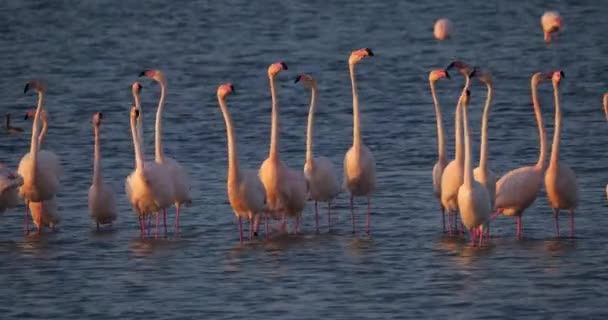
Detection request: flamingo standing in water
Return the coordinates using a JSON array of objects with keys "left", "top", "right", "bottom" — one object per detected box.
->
[
  {"left": 441, "top": 61, "right": 473, "bottom": 233},
  {"left": 140, "top": 70, "right": 190, "bottom": 236},
  {"left": 18, "top": 81, "right": 62, "bottom": 235},
  {"left": 0, "top": 165, "right": 23, "bottom": 213},
  {"left": 471, "top": 69, "right": 497, "bottom": 209},
  {"left": 217, "top": 83, "right": 267, "bottom": 241},
  {"left": 125, "top": 106, "right": 174, "bottom": 238},
  {"left": 541, "top": 11, "right": 562, "bottom": 43},
  {"left": 491, "top": 72, "right": 549, "bottom": 238},
  {"left": 88, "top": 112, "right": 117, "bottom": 230},
  {"left": 344, "top": 48, "right": 376, "bottom": 235},
  {"left": 23, "top": 110, "right": 61, "bottom": 231},
  {"left": 457, "top": 89, "right": 491, "bottom": 246},
  {"left": 429, "top": 69, "right": 450, "bottom": 231},
  {"left": 544, "top": 71, "right": 578, "bottom": 238},
  {"left": 295, "top": 74, "right": 340, "bottom": 233},
  {"left": 259, "top": 62, "right": 308, "bottom": 234}
]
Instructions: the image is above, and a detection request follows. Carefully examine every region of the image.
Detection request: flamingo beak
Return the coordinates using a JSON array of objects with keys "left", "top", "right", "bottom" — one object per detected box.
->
[
  {"left": 294, "top": 76, "right": 302, "bottom": 83},
  {"left": 24, "top": 83, "right": 30, "bottom": 94},
  {"left": 280, "top": 62, "right": 288, "bottom": 70}
]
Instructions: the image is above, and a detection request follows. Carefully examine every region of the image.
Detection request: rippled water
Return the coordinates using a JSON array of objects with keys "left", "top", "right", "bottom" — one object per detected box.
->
[{"left": 1, "top": 0, "right": 608, "bottom": 319}]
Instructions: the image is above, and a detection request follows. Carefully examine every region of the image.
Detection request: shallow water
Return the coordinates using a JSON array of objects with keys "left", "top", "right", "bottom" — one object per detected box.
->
[{"left": 1, "top": 0, "right": 608, "bottom": 319}]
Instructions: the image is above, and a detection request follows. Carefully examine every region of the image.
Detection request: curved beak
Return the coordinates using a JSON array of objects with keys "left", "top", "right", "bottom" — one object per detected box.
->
[
  {"left": 139, "top": 70, "right": 147, "bottom": 77},
  {"left": 294, "top": 76, "right": 301, "bottom": 83},
  {"left": 23, "top": 83, "right": 30, "bottom": 94},
  {"left": 444, "top": 70, "right": 451, "bottom": 79},
  {"left": 280, "top": 62, "right": 288, "bottom": 70},
  {"left": 365, "top": 48, "right": 374, "bottom": 56}
]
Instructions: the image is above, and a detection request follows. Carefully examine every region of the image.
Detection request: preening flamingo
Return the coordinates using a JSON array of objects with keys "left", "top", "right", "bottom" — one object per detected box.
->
[
  {"left": 429, "top": 69, "right": 450, "bottom": 231},
  {"left": 491, "top": 72, "right": 549, "bottom": 238},
  {"left": 88, "top": 112, "right": 117, "bottom": 230},
  {"left": 295, "top": 74, "right": 340, "bottom": 233},
  {"left": 344, "top": 48, "right": 377, "bottom": 235},
  {"left": 457, "top": 89, "right": 491, "bottom": 246},
  {"left": 217, "top": 83, "right": 267, "bottom": 241},
  {"left": 541, "top": 11, "right": 562, "bottom": 43},
  {"left": 471, "top": 69, "right": 497, "bottom": 208},
  {"left": 125, "top": 106, "right": 174, "bottom": 238},
  {"left": 18, "top": 81, "right": 62, "bottom": 235},
  {"left": 258, "top": 62, "right": 308, "bottom": 234},
  {"left": 140, "top": 69, "right": 191, "bottom": 236},
  {"left": 0, "top": 165, "right": 23, "bottom": 213},
  {"left": 4, "top": 113, "right": 23, "bottom": 134},
  {"left": 544, "top": 71, "right": 578, "bottom": 238},
  {"left": 23, "top": 109, "right": 61, "bottom": 231},
  {"left": 441, "top": 60, "right": 473, "bottom": 233}
]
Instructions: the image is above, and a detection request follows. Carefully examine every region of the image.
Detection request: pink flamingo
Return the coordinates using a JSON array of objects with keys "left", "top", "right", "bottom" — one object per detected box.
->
[{"left": 429, "top": 69, "right": 450, "bottom": 231}]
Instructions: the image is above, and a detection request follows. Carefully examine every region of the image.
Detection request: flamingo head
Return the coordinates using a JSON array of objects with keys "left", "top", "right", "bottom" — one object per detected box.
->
[
  {"left": 349, "top": 48, "right": 374, "bottom": 65},
  {"left": 267, "top": 62, "right": 288, "bottom": 78},
  {"left": 92, "top": 112, "right": 103, "bottom": 127},
  {"left": 470, "top": 68, "right": 493, "bottom": 85},
  {"left": 217, "top": 83, "right": 235, "bottom": 99},
  {"left": 131, "top": 82, "right": 143, "bottom": 95},
  {"left": 461, "top": 89, "right": 471, "bottom": 107},
  {"left": 24, "top": 109, "right": 47, "bottom": 121},
  {"left": 550, "top": 70, "right": 564, "bottom": 85},
  {"left": 429, "top": 69, "right": 450, "bottom": 82},
  {"left": 24, "top": 80, "right": 46, "bottom": 94},
  {"left": 294, "top": 74, "right": 316, "bottom": 88},
  {"left": 446, "top": 61, "right": 473, "bottom": 77},
  {"left": 542, "top": 11, "right": 561, "bottom": 42},
  {"left": 139, "top": 69, "right": 166, "bottom": 84}
]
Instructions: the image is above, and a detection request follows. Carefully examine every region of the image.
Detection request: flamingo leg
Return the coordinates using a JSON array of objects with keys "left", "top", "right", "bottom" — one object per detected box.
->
[
  {"left": 469, "top": 228, "right": 476, "bottom": 246},
  {"left": 280, "top": 213, "right": 287, "bottom": 234},
  {"left": 238, "top": 216, "right": 243, "bottom": 243},
  {"left": 174, "top": 204, "right": 181, "bottom": 236},
  {"left": 253, "top": 214, "right": 260, "bottom": 237},
  {"left": 139, "top": 216, "right": 145, "bottom": 239},
  {"left": 350, "top": 194, "right": 356, "bottom": 234},
  {"left": 553, "top": 208, "right": 560, "bottom": 238},
  {"left": 265, "top": 215, "right": 269, "bottom": 240},
  {"left": 163, "top": 209, "right": 167, "bottom": 238},
  {"left": 447, "top": 211, "right": 453, "bottom": 235},
  {"left": 327, "top": 201, "right": 331, "bottom": 232},
  {"left": 490, "top": 208, "right": 503, "bottom": 220},
  {"left": 155, "top": 212, "right": 159, "bottom": 239},
  {"left": 249, "top": 217, "right": 253, "bottom": 241},
  {"left": 294, "top": 216, "right": 300, "bottom": 235},
  {"left": 516, "top": 216, "right": 522, "bottom": 239},
  {"left": 314, "top": 201, "right": 319, "bottom": 234},
  {"left": 478, "top": 227, "right": 483, "bottom": 246},
  {"left": 569, "top": 209, "right": 574, "bottom": 239},
  {"left": 24, "top": 201, "right": 30, "bottom": 235},
  {"left": 366, "top": 196, "right": 371, "bottom": 236},
  {"left": 441, "top": 206, "right": 446, "bottom": 233}
]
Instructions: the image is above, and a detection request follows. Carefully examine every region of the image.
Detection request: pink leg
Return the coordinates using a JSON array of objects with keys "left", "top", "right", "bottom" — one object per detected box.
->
[
  {"left": 174, "top": 205, "right": 181, "bottom": 236},
  {"left": 478, "top": 227, "right": 483, "bottom": 246},
  {"left": 139, "top": 216, "right": 145, "bottom": 239},
  {"left": 295, "top": 216, "right": 300, "bottom": 235},
  {"left": 490, "top": 208, "right": 504, "bottom": 220},
  {"left": 327, "top": 201, "right": 331, "bottom": 231},
  {"left": 569, "top": 209, "right": 574, "bottom": 239},
  {"left": 447, "top": 211, "right": 453, "bottom": 235},
  {"left": 253, "top": 215, "right": 260, "bottom": 237},
  {"left": 366, "top": 196, "right": 371, "bottom": 235},
  {"left": 238, "top": 216, "right": 243, "bottom": 242},
  {"left": 469, "top": 228, "right": 476, "bottom": 246},
  {"left": 553, "top": 208, "right": 560, "bottom": 238},
  {"left": 350, "top": 194, "right": 356, "bottom": 234},
  {"left": 163, "top": 209, "right": 167, "bottom": 238},
  {"left": 24, "top": 201, "right": 30, "bottom": 235},
  {"left": 155, "top": 212, "right": 159, "bottom": 239},
  {"left": 249, "top": 218, "right": 253, "bottom": 240},
  {"left": 314, "top": 201, "right": 319, "bottom": 234}
]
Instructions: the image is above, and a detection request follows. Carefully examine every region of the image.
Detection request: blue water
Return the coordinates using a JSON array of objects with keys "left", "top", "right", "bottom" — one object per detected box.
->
[{"left": 0, "top": 0, "right": 607, "bottom": 319}]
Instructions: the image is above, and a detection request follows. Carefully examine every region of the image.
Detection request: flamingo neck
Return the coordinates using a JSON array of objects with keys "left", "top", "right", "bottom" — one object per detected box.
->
[
  {"left": 454, "top": 96, "right": 463, "bottom": 164},
  {"left": 531, "top": 80, "right": 547, "bottom": 170},
  {"left": 27, "top": 91, "right": 44, "bottom": 184},
  {"left": 154, "top": 80, "right": 166, "bottom": 162},
  {"left": 38, "top": 115, "right": 48, "bottom": 147},
  {"left": 93, "top": 125, "right": 102, "bottom": 186},
  {"left": 305, "top": 82, "right": 317, "bottom": 165},
  {"left": 350, "top": 63, "right": 362, "bottom": 149},
  {"left": 218, "top": 96, "right": 240, "bottom": 186},
  {"left": 430, "top": 79, "right": 447, "bottom": 164},
  {"left": 462, "top": 101, "right": 473, "bottom": 187},
  {"left": 269, "top": 75, "right": 280, "bottom": 160},
  {"left": 133, "top": 90, "right": 144, "bottom": 146},
  {"left": 549, "top": 82, "right": 562, "bottom": 168},
  {"left": 478, "top": 83, "right": 493, "bottom": 171},
  {"left": 130, "top": 115, "right": 144, "bottom": 171}
]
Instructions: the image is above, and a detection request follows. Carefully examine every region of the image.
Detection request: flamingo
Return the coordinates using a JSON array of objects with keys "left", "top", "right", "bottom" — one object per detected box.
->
[
  {"left": 541, "top": 11, "right": 562, "bottom": 43},
  {"left": 441, "top": 60, "right": 473, "bottom": 233},
  {"left": 457, "top": 89, "right": 491, "bottom": 246},
  {"left": 23, "top": 109, "right": 61, "bottom": 231},
  {"left": 18, "top": 80, "right": 62, "bottom": 235},
  {"left": 429, "top": 69, "right": 450, "bottom": 231},
  {"left": 216, "top": 83, "right": 267, "bottom": 241},
  {"left": 0, "top": 165, "right": 23, "bottom": 213},
  {"left": 544, "top": 71, "right": 578, "bottom": 238},
  {"left": 4, "top": 113, "right": 23, "bottom": 134},
  {"left": 491, "top": 72, "right": 550, "bottom": 238},
  {"left": 258, "top": 62, "right": 308, "bottom": 234},
  {"left": 125, "top": 106, "right": 174, "bottom": 239},
  {"left": 88, "top": 112, "right": 117, "bottom": 230},
  {"left": 344, "top": 48, "right": 376, "bottom": 235},
  {"left": 295, "top": 74, "right": 340, "bottom": 233},
  {"left": 140, "top": 70, "right": 191, "bottom": 236},
  {"left": 471, "top": 69, "right": 497, "bottom": 209}
]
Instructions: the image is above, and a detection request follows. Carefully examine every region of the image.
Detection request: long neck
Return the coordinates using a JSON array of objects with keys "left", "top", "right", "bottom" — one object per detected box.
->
[
  {"left": 531, "top": 80, "right": 547, "bottom": 169},
  {"left": 430, "top": 80, "right": 446, "bottom": 163},
  {"left": 133, "top": 90, "right": 144, "bottom": 146},
  {"left": 218, "top": 96, "right": 240, "bottom": 185},
  {"left": 462, "top": 102, "right": 473, "bottom": 187},
  {"left": 305, "top": 83, "right": 317, "bottom": 164},
  {"left": 350, "top": 63, "right": 362, "bottom": 149},
  {"left": 154, "top": 81, "right": 166, "bottom": 162},
  {"left": 131, "top": 116, "right": 144, "bottom": 170},
  {"left": 93, "top": 125, "right": 102, "bottom": 185},
  {"left": 269, "top": 75, "right": 280, "bottom": 159},
  {"left": 454, "top": 97, "right": 463, "bottom": 164},
  {"left": 478, "top": 83, "right": 493, "bottom": 171},
  {"left": 27, "top": 92, "right": 44, "bottom": 183},
  {"left": 38, "top": 116, "right": 48, "bottom": 147},
  {"left": 549, "top": 82, "right": 561, "bottom": 167}
]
